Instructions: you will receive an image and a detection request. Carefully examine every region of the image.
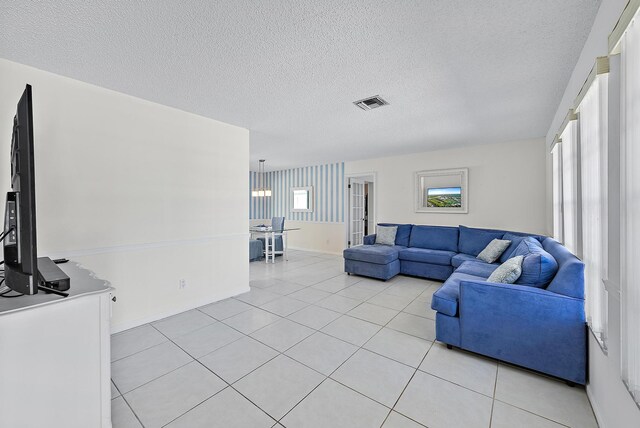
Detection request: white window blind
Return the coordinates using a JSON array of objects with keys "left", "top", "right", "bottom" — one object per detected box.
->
[
  {"left": 561, "top": 120, "right": 579, "bottom": 256},
  {"left": 552, "top": 144, "right": 564, "bottom": 243},
  {"left": 620, "top": 8, "right": 640, "bottom": 406},
  {"left": 577, "top": 73, "right": 609, "bottom": 347}
]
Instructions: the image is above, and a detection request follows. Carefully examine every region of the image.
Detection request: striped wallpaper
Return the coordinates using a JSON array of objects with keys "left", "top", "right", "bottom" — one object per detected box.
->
[{"left": 250, "top": 162, "right": 345, "bottom": 223}]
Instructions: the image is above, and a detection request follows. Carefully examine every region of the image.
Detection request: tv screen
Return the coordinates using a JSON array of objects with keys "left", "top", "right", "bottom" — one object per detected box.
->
[{"left": 3, "top": 84, "right": 38, "bottom": 295}]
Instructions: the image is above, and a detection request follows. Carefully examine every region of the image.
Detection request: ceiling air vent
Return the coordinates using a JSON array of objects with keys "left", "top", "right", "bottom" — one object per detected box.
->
[{"left": 353, "top": 95, "right": 389, "bottom": 111}]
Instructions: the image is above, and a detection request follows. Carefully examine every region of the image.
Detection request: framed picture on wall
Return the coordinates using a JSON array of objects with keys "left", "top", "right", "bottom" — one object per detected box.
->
[{"left": 415, "top": 168, "right": 468, "bottom": 213}]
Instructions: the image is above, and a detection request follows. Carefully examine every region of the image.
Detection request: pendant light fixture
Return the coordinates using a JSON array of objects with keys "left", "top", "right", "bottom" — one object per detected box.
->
[{"left": 252, "top": 159, "right": 272, "bottom": 197}]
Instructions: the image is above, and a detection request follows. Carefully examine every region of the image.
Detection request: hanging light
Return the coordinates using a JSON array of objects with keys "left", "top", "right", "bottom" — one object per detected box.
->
[{"left": 252, "top": 159, "right": 272, "bottom": 197}]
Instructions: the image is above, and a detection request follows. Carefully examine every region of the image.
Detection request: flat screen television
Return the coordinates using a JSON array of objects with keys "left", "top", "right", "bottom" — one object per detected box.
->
[{"left": 3, "top": 84, "right": 39, "bottom": 295}]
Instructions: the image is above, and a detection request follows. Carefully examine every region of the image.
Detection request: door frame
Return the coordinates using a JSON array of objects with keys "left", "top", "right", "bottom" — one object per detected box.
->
[{"left": 345, "top": 172, "right": 377, "bottom": 248}]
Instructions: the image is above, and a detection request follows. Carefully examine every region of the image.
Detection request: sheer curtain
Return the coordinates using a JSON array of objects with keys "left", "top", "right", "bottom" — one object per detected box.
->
[
  {"left": 561, "top": 120, "right": 579, "bottom": 256},
  {"left": 552, "top": 144, "right": 564, "bottom": 242},
  {"left": 578, "top": 73, "right": 608, "bottom": 347},
  {"left": 621, "top": 9, "right": 640, "bottom": 406}
]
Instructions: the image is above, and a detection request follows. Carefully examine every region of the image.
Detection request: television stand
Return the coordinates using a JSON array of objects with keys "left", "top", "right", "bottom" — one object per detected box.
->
[{"left": 0, "top": 262, "right": 113, "bottom": 428}]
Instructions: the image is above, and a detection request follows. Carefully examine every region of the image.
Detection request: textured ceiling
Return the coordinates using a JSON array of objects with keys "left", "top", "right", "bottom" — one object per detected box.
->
[{"left": 0, "top": 1, "right": 601, "bottom": 170}]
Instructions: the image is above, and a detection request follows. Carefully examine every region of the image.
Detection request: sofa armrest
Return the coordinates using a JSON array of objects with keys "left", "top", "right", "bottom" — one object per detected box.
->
[
  {"left": 458, "top": 279, "right": 586, "bottom": 383},
  {"left": 363, "top": 234, "right": 377, "bottom": 245}
]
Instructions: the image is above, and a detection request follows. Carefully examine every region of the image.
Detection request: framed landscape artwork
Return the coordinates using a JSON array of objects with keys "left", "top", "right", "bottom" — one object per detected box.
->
[{"left": 415, "top": 168, "right": 468, "bottom": 213}]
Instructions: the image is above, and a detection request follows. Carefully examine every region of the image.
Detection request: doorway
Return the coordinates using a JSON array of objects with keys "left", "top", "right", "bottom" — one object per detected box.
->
[{"left": 346, "top": 173, "right": 376, "bottom": 247}]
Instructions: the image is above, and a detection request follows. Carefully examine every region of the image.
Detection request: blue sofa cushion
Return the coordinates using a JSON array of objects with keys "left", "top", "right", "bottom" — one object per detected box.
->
[
  {"left": 512, "top": 237, "right": 559, "bottom": 287},
  {"left": 343, "top": 244, "right": 404, "bottom": 265},
  {"left": 431, "top": 272, "right": 485, "bottom": 316},
  {"left": 452, "top": 253, "right": 477, "bottom": 268},
  {"left": 500, "top": 232, "right": 527, "bottom": 262},
  {"left": 499, "top": 232, "right": 548, "bottom": 262},
  {"left": 455, "top": 261, "right": 499, "bottom": 278},
  {"left": 409, "top": 225, "right": 459, "bottom": 252},
  {"left": 345, "top": 258, "right": 400, "bottom": 280},
  {"left": 398, "top": 248, "right": 456, "bottom": 266},
  {"left": 378, "top": 223, "right": 413, "bottom": 247},
  {"left": 458, "top": 225, "right": 505, "bottom": 256}
]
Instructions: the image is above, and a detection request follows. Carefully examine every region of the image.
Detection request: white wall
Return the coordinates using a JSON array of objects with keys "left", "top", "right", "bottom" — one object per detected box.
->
[
  {"left": 546, "top": 1, "right": 640, "bottom": 425},
  {"left": 345, "top": 138, "right": 548, "bottom": 235},
  {"left": 0, "top": 59, "right": 250, "bottom": 332}
]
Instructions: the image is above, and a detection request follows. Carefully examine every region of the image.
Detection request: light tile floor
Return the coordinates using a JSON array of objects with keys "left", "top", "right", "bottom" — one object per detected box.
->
[{"left": 111, "top": 250, "right": 598, "bottom": 428}]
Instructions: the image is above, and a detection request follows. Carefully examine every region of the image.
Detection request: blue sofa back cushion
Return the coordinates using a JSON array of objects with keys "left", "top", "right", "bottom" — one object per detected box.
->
[
  {"left": 500, "top": 232, "right": 547, "bottom": 262},
  {"left": 458, "top": 225, "right": 505, "bottom": 256},
  {"left": 512, "top": 237, "right": 558, "bottom": 287},
  {"left": 500, "top": 233, "right": 526, "bottom": 262},
  {"left": 379, "top": 223, "right": 413, "bottom": 247},
  {"left": 409, "top": 225, "right": 459, "bottom": 252}
]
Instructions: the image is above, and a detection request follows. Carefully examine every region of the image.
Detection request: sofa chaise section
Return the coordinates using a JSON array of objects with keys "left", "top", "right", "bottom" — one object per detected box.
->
[{"left": 343, "top": 244, "right": 402, "bottom": 280}]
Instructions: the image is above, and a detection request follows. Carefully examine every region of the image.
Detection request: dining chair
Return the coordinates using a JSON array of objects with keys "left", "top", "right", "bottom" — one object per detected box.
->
[{"left": 258, "top": 217, "right": 285, "bottom": 261}]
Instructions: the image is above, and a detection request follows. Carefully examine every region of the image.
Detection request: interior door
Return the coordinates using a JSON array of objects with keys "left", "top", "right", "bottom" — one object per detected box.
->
[{"left": 349, "top": 178, "right": 365, "bottom": 247}]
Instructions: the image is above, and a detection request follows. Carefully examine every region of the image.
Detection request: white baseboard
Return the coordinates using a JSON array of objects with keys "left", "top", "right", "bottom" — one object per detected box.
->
[
  {"left": 110, "top": 285, "right": 250, "bottom": 334},
  {"left": 586, "top": 384, "right": 605, "bottom": 428},
  {"left": 288, "top": 245, "right": 343, "bottom": 256}
]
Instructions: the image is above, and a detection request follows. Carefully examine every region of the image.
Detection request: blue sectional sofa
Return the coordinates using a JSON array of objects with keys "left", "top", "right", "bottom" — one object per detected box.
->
[{"left": 343, "top": 224, "right": 587, "bottom": 385}]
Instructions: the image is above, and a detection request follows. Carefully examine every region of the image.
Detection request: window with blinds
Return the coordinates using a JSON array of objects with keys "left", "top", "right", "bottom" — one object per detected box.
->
[
  {"left": 618, "top": 4, "right": 640, "bottom": 406},
  {"left": 551, "top": 143, "right": 563, "bottom": 243},
  {"left": 560, "top": 120, "right": 580, "bottom": 256},
  {"left": 577, "top": 71, "right": 609, "bottom": 348}
]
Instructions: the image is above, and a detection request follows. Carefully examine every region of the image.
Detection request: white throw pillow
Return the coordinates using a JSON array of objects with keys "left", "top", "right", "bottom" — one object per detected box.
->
[
  {"left": 375, "top": 226, "right": 398, "bottom": 246},
  {"left": 487, "top": 256, "right": 524, "bottom": 284},
  {"left": 477, "top": 239, "right": 512, "bottom": 264}
]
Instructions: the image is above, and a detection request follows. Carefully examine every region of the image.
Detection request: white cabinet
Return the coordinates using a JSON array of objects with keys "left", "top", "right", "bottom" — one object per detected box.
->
[{"left": 0, "top": 263, "right": 113, "bottom": 428}]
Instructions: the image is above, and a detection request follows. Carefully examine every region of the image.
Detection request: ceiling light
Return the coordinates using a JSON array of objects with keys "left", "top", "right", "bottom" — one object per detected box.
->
[{"left": 252, "top": 159, "right": 272, "bottom": 197}]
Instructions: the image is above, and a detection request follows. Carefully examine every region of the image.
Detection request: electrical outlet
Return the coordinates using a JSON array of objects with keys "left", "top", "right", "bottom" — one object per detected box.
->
[{"left": 179, "top": 279, "right": 187, "bottom": 289}]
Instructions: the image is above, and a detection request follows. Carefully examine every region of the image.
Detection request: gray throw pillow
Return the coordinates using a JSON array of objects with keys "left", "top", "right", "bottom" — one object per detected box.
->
[
  {"left": 477, "top": 239, "right": 512, "bottom": 264},
  {"left": 375, "top": 226, "right": 398, "bottom": 246},
  {"left": 487, "top": 256, "right": 524, "bottom": 284}
]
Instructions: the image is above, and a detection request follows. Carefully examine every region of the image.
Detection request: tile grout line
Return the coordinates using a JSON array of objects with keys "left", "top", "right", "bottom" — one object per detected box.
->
[
  {"left": 491, "top": 396, "right": 573, "bottom": 427},
  {"left": 489, "top": 360, "right": 500, "bottom": 428},
  {"left": 380, "top": 340, "right": 435, "bottom": 428},
  {"left": 118, "top": 389, "right": 147, "bottom": 428}
]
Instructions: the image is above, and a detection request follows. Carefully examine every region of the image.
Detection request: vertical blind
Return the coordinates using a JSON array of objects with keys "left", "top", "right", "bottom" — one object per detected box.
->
[
  {"left": 577, "top": 73, "right": 609, "bottom": 346},
  {"left": 560, "top": 120, "right": 580, "bottom": 256},
  {"left": 552, "top": 143, "right": 564, "bottom": 243},
  {"left": 620, "top": 9, "right": 640, "bottom": 406}
]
